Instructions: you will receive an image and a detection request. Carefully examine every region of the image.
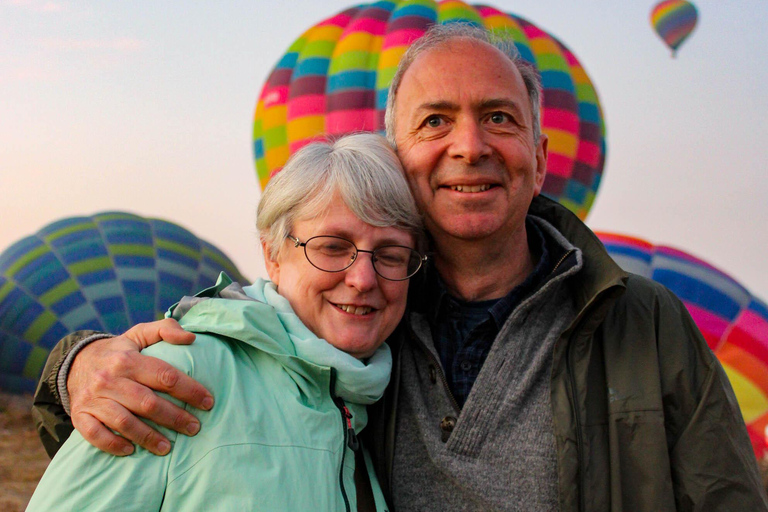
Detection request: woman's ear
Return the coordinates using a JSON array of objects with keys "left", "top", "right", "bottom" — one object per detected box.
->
[{"left": 261, "top": 239, "right": 280, "bottom": 285}]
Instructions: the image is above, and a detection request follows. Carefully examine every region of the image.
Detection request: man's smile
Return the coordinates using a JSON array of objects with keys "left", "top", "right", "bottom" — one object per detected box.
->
[{"left": 447, "top": 184, "right": 493, "bottom": 193}]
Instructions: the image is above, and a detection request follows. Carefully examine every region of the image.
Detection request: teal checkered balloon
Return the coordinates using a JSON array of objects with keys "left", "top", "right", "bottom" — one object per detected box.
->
[{"left": 0, "top": 212, "right": 248, "bottom": 394}]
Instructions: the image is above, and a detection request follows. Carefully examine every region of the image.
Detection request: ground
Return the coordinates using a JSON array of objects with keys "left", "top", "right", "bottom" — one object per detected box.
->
[{"left": 0, "top": 392, "right": 49, "bottom": 512}]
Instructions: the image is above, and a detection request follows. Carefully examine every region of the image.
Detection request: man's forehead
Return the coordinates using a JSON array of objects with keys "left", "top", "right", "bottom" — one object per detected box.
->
[
  {"left": 403, "top": 40, "right": 519, "bottom": 86},
  {"left": 398, "top": 41, "right": 526, "bottom": 109}
]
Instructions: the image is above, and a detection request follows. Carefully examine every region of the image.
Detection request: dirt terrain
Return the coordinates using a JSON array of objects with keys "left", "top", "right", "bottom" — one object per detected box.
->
[
  {"left": 2, "top": 391, "right": 768, "bottom": 510},
  {"left": 0, "top": 392, "right": 50, "bottom": 512}
]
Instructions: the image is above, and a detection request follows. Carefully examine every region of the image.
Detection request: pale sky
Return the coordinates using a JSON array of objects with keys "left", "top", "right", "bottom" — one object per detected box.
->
[{"left": 2, "top": 0, "right": 767, "bottom": 301}]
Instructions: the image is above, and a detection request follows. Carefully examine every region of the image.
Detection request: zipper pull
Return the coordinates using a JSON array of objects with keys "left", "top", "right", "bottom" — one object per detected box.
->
[{"left": 342, "top": 405, "right": 359, "bottom": 451}]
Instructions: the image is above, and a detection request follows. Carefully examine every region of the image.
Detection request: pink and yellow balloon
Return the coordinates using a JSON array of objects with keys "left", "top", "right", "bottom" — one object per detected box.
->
[
  {"left": 598, "top": 233, "right": 768, "bottom": 458},
  {"left": 253, "top": 0, "right": 606, "bottom": 220}
]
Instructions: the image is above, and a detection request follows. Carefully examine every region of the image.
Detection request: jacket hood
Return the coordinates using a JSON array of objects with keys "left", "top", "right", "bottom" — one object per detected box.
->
[{"left": 166, "top": 274, "right": 392, "bottom": 405}]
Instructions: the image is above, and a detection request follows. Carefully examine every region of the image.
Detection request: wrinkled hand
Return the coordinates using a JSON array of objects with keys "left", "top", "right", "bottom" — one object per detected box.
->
[{"left": 67, "top": 318, "right": 214, "bottom": 456}]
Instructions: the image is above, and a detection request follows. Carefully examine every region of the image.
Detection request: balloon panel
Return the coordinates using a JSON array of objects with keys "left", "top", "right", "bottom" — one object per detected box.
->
[
  {"left": 598, "top": 232, "right": 768, "bottom": 458},
  {"left": 552, "top": 38, "right": 605, "bottom": 219},
  {"left": 0, "top": 212, "right": 248, "bottom": 394},
  {"left": 650, "top": 0, "right": 698, "bottom": 54},
  {"left": 721, "top": 298, "right": 768, "bottom": 457},
  {"left": 254, "top": 0, "right": 607, "bottom": 221}
]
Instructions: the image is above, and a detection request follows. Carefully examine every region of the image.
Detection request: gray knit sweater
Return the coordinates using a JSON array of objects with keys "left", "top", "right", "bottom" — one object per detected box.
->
[{"left": 391, "top": 217, "right": 583, "bottom": 512}]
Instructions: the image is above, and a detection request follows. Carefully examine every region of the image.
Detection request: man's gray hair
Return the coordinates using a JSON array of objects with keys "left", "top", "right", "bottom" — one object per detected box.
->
[
  {"left": 384, "top": 23, "right": 543, "bottom": 148},
  {"left": 257, "top": 133, "right": 423, "bottom": 258}
]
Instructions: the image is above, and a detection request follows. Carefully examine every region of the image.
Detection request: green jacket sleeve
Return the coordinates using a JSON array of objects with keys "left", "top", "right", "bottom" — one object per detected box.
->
[{"left": 31, "top": 330, "right": 108, "bottom": 458}]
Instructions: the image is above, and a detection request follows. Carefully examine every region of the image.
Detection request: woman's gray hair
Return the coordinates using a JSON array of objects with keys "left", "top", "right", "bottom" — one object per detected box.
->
[
  {"left": 384, "top": 23, "right": 542, "bottom": 148},
  {"left": 257, "top": 133, "right": 423, "bottom": 259}
]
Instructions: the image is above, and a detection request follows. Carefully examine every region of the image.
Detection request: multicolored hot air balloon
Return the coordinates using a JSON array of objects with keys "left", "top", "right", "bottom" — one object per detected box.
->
[
  {"left": 598, "top": 232, "right": 768, "bottom": 459},
  {"left": 253, "top": 0, "right": 606, "bottom": 220},
  {"left": 650, "top": 0, "right": 698, "bottom": 57},
  {"left": 0, "top": 212, "right": 248, "bottom": 394}
]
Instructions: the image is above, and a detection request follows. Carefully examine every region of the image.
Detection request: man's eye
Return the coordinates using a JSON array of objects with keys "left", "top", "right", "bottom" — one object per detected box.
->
[
  {"left": 490, "top": 112, "right": 508, "bottom": 124},
  {"left": 425, "top": 116, "right": 443, "bottom": 128}
]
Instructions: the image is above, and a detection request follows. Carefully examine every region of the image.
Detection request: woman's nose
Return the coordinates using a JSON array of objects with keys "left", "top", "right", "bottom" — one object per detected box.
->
[{"left": 344, "top": 252, "right": 378, "bottom": 292}]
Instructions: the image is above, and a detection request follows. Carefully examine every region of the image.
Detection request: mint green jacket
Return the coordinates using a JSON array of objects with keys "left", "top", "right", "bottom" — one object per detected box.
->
[{"left": 27, "top": 275, "right": 391, "bottom": 511}]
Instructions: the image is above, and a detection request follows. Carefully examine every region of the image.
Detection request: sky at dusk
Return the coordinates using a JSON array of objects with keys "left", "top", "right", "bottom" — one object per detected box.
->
[{"left": 2, "top": 0, "right": 767, "bottom": 301}]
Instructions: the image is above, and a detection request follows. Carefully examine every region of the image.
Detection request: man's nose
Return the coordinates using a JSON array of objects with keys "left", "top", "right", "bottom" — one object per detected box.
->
[
  {"left": 446, "top": 119, "right": 491, "bottom": 163},
  {"left": 344, "top": 252, "right": 378, "bottom": 292}
]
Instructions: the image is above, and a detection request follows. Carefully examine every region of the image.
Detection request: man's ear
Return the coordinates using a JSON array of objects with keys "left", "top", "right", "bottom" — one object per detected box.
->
[
  {"left": 261, "top": 239, "right": 280, "bottom": 285},
  {"left": 533, "top": 133, "right": 548, "bottom": 196}
]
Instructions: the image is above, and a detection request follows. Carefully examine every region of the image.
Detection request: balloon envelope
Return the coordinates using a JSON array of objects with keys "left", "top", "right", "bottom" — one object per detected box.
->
[
  {"left": 253, "top": 0, "right": 606, "bottom": 220},
  {"left": 598, "top": 232, "right": 768, "bottom": 458},
  {"left": 0, "top": 212, "right": 248, "bottom": 394},
  {"left": 650, "top": 0, "right": 698, "bottom": 56}
]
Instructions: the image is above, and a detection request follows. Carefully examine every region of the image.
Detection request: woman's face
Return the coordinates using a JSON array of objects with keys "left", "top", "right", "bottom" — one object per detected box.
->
[{"left": 263, "top": 199, "right": 414, "bottom": 359}]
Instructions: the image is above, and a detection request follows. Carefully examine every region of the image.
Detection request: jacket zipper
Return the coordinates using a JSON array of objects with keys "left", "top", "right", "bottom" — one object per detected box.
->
[
  {"left": 564, "top": 284, "right": 622, "bottom": 512},
  {"left": 550, "top": 248, "right": 583, "bottom": 511},
  {"left": 549, "top": 249, "right": 575, "bottom": 278},
  {"left": 330, "top": 370, "right": 355, "bottom": 512},
  {"left": 341, "top": 403, "right": 360, "bottom": 451},
  {"left": 566, "top": 326, "right": 586, "bottom": 512}
]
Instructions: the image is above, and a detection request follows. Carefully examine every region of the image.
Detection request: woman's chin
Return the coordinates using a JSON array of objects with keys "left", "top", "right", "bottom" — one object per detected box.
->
[{"left": 325, "top": 331, "right": 382, "bottom": 360}]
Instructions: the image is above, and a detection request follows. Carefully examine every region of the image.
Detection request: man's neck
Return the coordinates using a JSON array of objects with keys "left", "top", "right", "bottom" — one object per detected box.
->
[{"left": 431, "top": 225, "right": 535, "bottom": 302}]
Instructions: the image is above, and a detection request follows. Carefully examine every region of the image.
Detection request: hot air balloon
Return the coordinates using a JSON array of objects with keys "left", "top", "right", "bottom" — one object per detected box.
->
[
  {"left": 597, "top": 232, "right": 768, "bottom": 459},
  {"left": 650, "top": 0, "right": 698, "bottom": 57},
  {"left": 0, "top": 212, "right": 248, "bottom": 394},
  {"left": 253, "top": 0, "right": 606, "bottom": 221}
]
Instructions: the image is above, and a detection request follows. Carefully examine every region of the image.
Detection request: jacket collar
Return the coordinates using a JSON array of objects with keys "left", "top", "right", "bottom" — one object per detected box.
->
[
  {"left": 529, "top": 195, "right": 628, "bottom": 312},
  {"left": 166, "top": 274, "right": 392, "bottom": 406}
]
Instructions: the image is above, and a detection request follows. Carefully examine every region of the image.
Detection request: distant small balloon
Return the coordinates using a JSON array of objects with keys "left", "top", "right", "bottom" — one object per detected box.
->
[
  {"left": 598, "top": 232, "right": 768, "bottom": 459},
  {"left": 0, "top": 212, "right": 248, "bottom": 394},
  {"left": 650, "top": 0, "right": 698, "bottom": 57}
]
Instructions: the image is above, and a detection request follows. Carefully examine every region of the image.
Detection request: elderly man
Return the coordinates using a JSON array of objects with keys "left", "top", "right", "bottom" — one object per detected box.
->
[{"left": 33, "top": 24, "right": 767, "bottom": 511}]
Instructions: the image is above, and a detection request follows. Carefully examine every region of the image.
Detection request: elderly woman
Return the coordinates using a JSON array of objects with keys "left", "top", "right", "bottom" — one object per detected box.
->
[{"left": 27, "top": 133, "right": 424, "bottom": 512}]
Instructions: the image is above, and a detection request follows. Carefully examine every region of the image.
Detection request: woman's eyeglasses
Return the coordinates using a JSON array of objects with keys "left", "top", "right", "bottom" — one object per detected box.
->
[{"left": 287, "top": 235, "right": 426, "bottom": 281}]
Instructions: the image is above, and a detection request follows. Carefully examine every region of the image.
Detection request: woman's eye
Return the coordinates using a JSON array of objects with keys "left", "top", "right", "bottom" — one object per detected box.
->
[
  {"left": 316, "top": 243, "right": 349, "bottom": 256},
  {"left": 377, "top": 254, "right": 405, "bottom": 267},
  {"left": 374, "top": 247, "right": 409, "bottom": 267}
]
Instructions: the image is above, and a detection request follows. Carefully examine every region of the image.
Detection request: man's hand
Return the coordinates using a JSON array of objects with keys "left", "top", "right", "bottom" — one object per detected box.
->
[{"left": 67, "top": 319, "right": 214, "bottom": 456}]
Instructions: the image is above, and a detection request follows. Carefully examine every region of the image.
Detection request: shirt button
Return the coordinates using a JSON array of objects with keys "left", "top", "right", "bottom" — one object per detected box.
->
[
  {"left": 428, "top": 365, "right": 437, "bottom": 384},
  {"left": 460, "top": 360, "right": 472, "bottom": 372},
  {"left": 440, "top": 416, "right": 457, "bottom": 442}
]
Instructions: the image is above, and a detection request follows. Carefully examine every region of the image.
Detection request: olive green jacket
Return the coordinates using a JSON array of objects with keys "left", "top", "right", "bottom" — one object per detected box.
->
[{"left": 365, "top": 195, "right": 768, "bottom": 511}]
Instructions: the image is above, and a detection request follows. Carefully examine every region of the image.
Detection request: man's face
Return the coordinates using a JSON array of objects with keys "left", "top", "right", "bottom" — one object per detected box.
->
[{"left": 393, "top": 39, "right": 548, "bottom": 244}]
